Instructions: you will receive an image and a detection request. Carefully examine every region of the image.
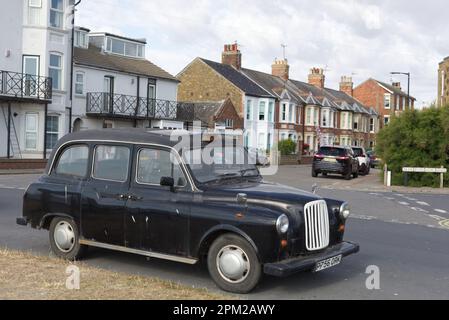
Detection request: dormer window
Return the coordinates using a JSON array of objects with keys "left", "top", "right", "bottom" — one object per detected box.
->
[
  {"left": 105, "top": 37, "right": 145, "bottom": 58},
  {"left": 75, "top": 30, "right": 89, "bottom": 48}
]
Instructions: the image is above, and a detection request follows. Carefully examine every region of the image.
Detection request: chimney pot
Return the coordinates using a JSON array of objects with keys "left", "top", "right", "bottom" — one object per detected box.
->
[
  {"left": 222, "top": 43, "right": 242, "bottom": 70},
  {"left": 308, "top": 67, "right": 325, "bottom": 88},
  {"left": 340, "top": 76, "right": 354, "bottom": 96},
  {"left": 272, "top": 58, "right": 289, "bottom": 80}
]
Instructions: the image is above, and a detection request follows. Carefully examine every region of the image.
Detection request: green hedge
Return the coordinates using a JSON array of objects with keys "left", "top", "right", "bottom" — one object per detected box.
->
[
  {"left": 278, "top": 139, "right": 297, "bottom": 156},
  {"left": 376, "top": 106, "right": 449, "bottom": 187}
]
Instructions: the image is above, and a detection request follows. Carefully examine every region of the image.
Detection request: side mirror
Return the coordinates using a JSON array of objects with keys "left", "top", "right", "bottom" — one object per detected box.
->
[{"left": 160, "top": 177, "right": 175, "bottom": 188}]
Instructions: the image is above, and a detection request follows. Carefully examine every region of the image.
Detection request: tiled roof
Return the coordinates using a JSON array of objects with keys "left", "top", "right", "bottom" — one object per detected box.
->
[
  {"left": 200, "top": 59, "right": 274, "bottom": 98},
  {"left": 242, "top": 68, "right": 305, "bottom": 104},
  {"left": 74, "top": 46, "right": 178, "bottom": 81},
  {"left": 372, "top": 79, "right": 415, "bottom": 100}
]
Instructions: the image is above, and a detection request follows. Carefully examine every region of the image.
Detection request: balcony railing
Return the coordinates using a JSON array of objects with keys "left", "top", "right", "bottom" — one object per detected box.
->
[
  {"left": 86, "top": 92, "right": 194, "bottom": 121},
  {"left": 0, "top": 70, "right": 52, "bottom": 102}
]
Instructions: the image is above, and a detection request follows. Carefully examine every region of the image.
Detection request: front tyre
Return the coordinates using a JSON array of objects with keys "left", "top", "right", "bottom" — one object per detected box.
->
[
  {"left": 207, "top": 234, "right": 261, "bottom": 294},
  {"left": 49, "top": 217, "right": 87, "bottom": 261}
]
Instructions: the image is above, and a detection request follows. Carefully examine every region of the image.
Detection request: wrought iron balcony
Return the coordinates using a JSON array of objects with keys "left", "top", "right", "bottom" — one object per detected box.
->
[
  {"left": 86, "top": 92, "right": 194, "bottom": 121},
  {"left": 0, "top": 70, "right": 52, "bottom": 103}
]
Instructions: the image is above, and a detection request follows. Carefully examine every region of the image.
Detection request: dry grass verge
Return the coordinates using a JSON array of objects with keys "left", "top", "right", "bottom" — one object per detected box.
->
[{"left": 0, "top": 248, "right": 232, "bottom": 300}]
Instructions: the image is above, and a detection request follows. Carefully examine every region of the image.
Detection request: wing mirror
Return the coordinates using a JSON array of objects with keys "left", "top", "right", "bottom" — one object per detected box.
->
[{"left": 160, "top": 177, "right": 175, "bottom": 190}]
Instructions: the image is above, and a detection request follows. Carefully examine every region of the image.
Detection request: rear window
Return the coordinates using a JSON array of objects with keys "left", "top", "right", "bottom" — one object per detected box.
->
[
  {"left": 54, "top": 145, "right": 89, "bottom": 177},
  {"left": 318, "top": 147, "right": 346, "bottom": 157},
  {"left": 352, "top": 148, "right": 364, "bottom": 157}
]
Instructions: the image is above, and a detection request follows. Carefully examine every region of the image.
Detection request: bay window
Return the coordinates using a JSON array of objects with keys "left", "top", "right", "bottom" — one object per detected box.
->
[
  {"left": 49, "top": 53, "right": 62, "bottom": 90},
  {"left": 50, "top": 0, "right": 64, "bottom": 28},
  {"left": 259, "top": 101, "right": 266, "bottom": 121}
]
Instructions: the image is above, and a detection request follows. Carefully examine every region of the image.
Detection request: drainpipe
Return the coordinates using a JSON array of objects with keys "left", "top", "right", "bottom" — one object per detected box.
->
[
  {"left": 69, "top": 0, "right": 82, "bottom": 133},
  {"left": 7, "top": 103, "right": 11, "bottom": 159}
]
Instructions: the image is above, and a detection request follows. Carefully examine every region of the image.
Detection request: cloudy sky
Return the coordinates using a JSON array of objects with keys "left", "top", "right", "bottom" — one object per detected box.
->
[{"left": 77, "top": 0, "right": 449, "bottom": 108}]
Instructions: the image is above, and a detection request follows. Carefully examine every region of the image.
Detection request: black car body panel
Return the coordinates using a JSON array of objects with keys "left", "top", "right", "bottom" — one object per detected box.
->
[
  {"left": 19, "top": 129, "right": 358, "bottom": 278},
  {"left": 312, "top": 146, "right": 359, "bottom": 176}
]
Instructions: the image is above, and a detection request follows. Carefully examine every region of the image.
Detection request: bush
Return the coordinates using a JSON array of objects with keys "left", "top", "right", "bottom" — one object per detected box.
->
[
  {"left": 278, "top": 139, "right": 297, "bottom": 156},
  {"left": 376, "top": 105, "right": 449, "bottom": 187}
]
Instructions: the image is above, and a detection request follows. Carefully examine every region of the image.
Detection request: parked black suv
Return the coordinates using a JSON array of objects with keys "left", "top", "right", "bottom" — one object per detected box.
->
[
  {"left": 17, "top": 130, "right": 359, "bottom": 294},
  {"left": 312, "top": 146, "right": 359, "bottom": 180}
]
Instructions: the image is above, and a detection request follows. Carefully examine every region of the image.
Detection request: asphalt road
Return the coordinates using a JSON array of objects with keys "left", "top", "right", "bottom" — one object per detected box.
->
[{"left": 0, "top": 169, "right": 448, "bottom": 299}]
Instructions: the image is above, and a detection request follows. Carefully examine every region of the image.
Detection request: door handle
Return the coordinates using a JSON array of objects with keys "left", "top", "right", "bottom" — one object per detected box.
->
[{"left": 127, "top": 194, "right": 142, "bottom": 201}]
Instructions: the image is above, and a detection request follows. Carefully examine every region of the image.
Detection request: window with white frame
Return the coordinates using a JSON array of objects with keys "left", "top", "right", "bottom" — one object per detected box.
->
[
  {"left": 288, "top": 104, "right": 294, "bottom": 123},
  {"left": 50, "top": 0, "right": 64, "bottom": 29},
  {"left": 321, "top": 109, "right": 328, "bottom": 127},
  {"left": 28, "top": 0, "right": 42, "bottom": 25},
  {"left": 384, "top": 115, "right": 390, "bottom": 126},
  {"left": 106, "top": 37, "right": 145, "bottom": 58},
  {"left": 281, "top": 103, "right": 287, "bottom": 122},
  {"left": 25, "top": 113, "right": 38, "bottom": 150},
  {"left": 384, "top": 93, "right": 391, "bottom": 109},
  {"left": 268, "top": 101, "right": 274, "bottom": 122},
  {"left": 340, "top": 112, "right": 347, "bottom": 129},
  {"left": 370, "top": 118, "right": 375, "bottom": 133},
  {"left": 75, "top": 30, "right": 89, "bottom": 48},
  {"left": 297, "top": 107, "right": 301, "bottom": 124},
  {"left": 259, "top": 101, "right": 266, "bottom": 121},
  {"left": 49, "top": 53, "right": 62, "bottom": 90},
  {"left": 46, "top": 115, "right": 59, "bottom": 150},
  {"left": 224, "top": 119, "right": 234, "bottom": 128},
  {"left": 306, "top": 107, "right": 312, "bottom": 125},
  {"left": 246, "top": 100, "right": 252, "bottom": 121},
  {"left": 353, "top": 115, "right": 359, "bottom": 130},
  {"left": 314, "top": 108, "right": 319, "bottom": 126},
  {"left": 75, "top": 72, "right": 84, "bottom": 95}
]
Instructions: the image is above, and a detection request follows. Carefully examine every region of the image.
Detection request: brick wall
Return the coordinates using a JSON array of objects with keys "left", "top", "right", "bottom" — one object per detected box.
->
[
  {"left": 214, "top": 98, "right": 244, "bottom": 130},
  {"left": 177, "top": 59, "right": 245, "bottom": 117},
  {"left": 0, "top": 159, "right": 47, "bottom": 170}
]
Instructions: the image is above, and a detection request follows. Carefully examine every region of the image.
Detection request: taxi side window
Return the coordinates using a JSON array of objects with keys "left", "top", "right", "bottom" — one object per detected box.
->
[
  {"left": 54, "top": 145, "right": 89, "bottom": 177},
  {"left": 137, "top": 148, "right": 186, "bottom": 187}
]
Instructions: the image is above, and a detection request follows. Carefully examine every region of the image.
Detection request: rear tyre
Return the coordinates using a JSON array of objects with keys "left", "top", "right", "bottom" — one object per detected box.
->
[
  {"left": 207, "top": 234, "right": 261, "bottom": 294},
  {"left": 353, "top": 170, "right": 359, "bottom": 178},
  {"left": 312, "top": 170, "right": 318, "bottom": 177},
  {"left": 49, "top": 217, "right": 87, "bottom": 261}
]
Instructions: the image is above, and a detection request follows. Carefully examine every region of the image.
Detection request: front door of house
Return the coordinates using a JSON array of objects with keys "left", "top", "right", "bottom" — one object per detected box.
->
[
  {"left": 23, "top": 56, "right": 39, "bottom": 97},
  {"left": 103, "top": 76, "right": 114, "bottom": 113}
]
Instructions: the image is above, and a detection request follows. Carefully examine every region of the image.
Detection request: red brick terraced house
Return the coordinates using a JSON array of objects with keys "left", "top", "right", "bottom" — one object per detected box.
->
[
  {"left": 177, "top": 44, "right": 380, "bottom": 157},
  {"left": 353, "top": 78, "right": 415, "bottom": 130}
]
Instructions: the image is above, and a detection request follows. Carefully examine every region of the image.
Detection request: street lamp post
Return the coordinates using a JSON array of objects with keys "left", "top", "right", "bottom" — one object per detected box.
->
[{"left": 390, "top": 72, "right": 411, "bottom": 109}]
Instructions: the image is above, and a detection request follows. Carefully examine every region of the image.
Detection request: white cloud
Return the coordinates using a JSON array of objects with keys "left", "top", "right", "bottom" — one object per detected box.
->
[{"left": 77, "top": 0, "right": 448, "bottom": 107}]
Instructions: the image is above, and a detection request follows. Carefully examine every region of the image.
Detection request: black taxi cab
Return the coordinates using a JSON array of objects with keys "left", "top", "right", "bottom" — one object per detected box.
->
[{"left": 17, "top": 129, "right": 359, "bottom": 293}]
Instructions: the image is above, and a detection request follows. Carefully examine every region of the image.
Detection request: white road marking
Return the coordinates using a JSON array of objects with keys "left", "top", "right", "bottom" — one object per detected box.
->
[
  {"left": 404, "top": 197, "right": 418, "bottom": 201},
  {"left": 416, "top": 201, "right": 430, "bottom": 206},
  {"left": 429, "top": 215, "right": 445, "bottom": 221},
  {"left": 410, "top": 207, "right": 429, "bottom": 213},
  {"left": 398, "top": 202, "right": 410, "bottom": 206},
  {"left": 384, "top": 197, "right": 396, "bottom": 200},
  {"left": 434, "top": 209, "right": 448, "bottom": 214}
]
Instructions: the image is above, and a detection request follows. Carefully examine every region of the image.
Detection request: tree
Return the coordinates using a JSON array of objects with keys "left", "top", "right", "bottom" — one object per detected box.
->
[{"left": 376, "top": 105, "right": 449, "bottom": 187}]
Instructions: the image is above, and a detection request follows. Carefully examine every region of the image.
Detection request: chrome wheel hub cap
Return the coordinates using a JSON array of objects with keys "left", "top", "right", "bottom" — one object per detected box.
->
[
  {"left": 216, "top": 245, "right": 250, "bottom": 283},
  {"left": 54, "top": 221, "right": 75, "bottom": 253}
]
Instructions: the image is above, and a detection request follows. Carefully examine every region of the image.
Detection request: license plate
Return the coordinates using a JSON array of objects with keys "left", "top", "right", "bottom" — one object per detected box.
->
[
  {"left": 313, "top": 255, "right": 342, "bottom": 272},
  {"left": 324, "top": 157, "right": 337, "bottom": 163}
]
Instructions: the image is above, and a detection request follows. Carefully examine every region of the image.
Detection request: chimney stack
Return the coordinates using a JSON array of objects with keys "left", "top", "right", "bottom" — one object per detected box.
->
[
  {"left": 271, "top": 58, "right": 290, "bottom": 81},
  {"left": 308, "top": 68, "right": 325, "bottom": 89},
  {"left": 392, "top": 82, "right": 401, "bottom": 91},
  {"left": 340, "top": 76, "right": 354, "bottom": 96},
  {"left": 222, "top": 43, "right": 242, "bottom": 70}
]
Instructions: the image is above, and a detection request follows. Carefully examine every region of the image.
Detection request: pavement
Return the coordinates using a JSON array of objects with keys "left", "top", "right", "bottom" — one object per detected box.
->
[{"left": 0, "top": 168, "right": 448, "bottom": 299}]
